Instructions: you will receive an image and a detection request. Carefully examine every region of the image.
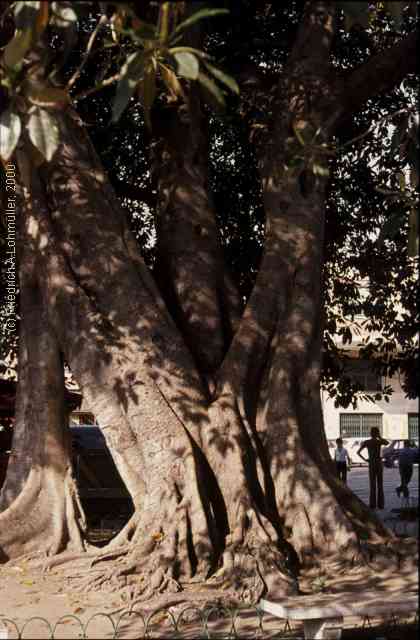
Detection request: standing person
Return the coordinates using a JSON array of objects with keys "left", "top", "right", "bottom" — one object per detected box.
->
[
  {"left": 334, "top": 438, "right": 351, "bottom": 484},
  {"left": 357, "top": 427, "right": 389, "bottom": 510},
  {"left": 396, "top": 440, "right": 418, "bottom": 498}
]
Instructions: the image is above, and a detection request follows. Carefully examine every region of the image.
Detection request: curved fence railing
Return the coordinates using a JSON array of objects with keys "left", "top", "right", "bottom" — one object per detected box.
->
[{"left": 0, "top": 602, "right": 418, "bottom": 638}]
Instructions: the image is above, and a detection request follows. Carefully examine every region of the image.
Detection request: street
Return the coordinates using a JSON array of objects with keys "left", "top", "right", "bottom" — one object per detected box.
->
[{"left": 348, "top": 464, "right": 418, "bottom": 535}]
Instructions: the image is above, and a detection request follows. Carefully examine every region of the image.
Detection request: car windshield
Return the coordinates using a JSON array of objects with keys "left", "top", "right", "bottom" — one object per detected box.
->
[{"left": 71, "top": 426, "right": 105, "bottom": 450}]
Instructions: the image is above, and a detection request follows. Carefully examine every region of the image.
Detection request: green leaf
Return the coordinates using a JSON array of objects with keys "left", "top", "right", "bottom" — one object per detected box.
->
[
  {"left": 172, "top": 8, "right": 229, "bottom": 38},
  {"left": 49, "top": 2, "right": 78, "bottom": 76},
  {"left": 0, "top": 109, "right": 22, "bottom": 161},
  {"left": 203, "top": 61, "right": 239, "bottom": 94},
  {"left": 25, "top": 84, "right": 70, "bottom": 107},
  {"left": 197, "top": 71, "right": 225, "bottom": 109},
  {"left": 50, "top": 1, "right": 77, "bottom": 27},
  {"left": 173, "top": 51, "right": 199, "bottom": 80},
  {"left": 169, "top": 46, "right": 210, "bottom": 60},
  {"left": 27, "top": 107, "right": 60, "bottom": 161},
  {"left": 4, "top": 29, "right": 33, "bottom": 69},
  {"left": 159, "top": 63, "right": 184, "bottom": 99},
  {"left": 312, "top": 162, "right": 329, "bottom": 177},
  {"left": 112, "top": 52, "right": 144, "bottom": 123}
]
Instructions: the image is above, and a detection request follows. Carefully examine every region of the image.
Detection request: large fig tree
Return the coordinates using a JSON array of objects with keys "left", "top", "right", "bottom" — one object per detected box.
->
[{"left": 0, "top": 1, "right": 417, "bottom": 600}]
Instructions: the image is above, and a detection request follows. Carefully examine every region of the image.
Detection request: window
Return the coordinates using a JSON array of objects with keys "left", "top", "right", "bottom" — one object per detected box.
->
[
  {"left": 408, "top": 414, "right": 418, "bottom": 441},
  {"left": 345, "top": 360, "right": 382, "bottom": 392},
  {"left": 340, "top": 414, "right": 383, "bottom": 438}
]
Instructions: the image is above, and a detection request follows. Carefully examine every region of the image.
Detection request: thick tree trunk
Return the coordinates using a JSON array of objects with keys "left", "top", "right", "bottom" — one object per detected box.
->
[
  {"left": 254, "top": 4, "right": 391, "bottom": 563},
  {"left": 0, "top": 189, "right": 86, "bottom": 560},
  {"left": 152, "top": 93, "right": 242, "bottom": 387},
  {"left": 1, "top": 1, "right": 406, "bottom": 596},
  {"left": 13, "top": 129, "right": 220, "bottom": 587},
  {"left": 4, "top": 113, "right": 297, "bottom": 598},
  {"left": 2, "top": 92, "right": 396, "bottom": 597},
  {"left": 214, "top": 0, "right": 392, "bottom": 566}
]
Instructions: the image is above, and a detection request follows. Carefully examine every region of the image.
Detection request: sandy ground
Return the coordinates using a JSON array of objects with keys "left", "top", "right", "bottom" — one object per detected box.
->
[
  {"left": 0, "top": 468, "right": 418, "bottom": 638},
  {"left": 0, "top": 555, "right": 418, "bottom": 638}
]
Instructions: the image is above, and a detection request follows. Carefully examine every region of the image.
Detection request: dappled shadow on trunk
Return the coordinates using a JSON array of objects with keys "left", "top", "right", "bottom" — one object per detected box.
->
[
  {"left": 2, "top": 103, "right": 402, "bottom": 603},
  {"left": 151, "top": 97, "right": 242, "bottom": 392},
  {"left": 0, "top": 210, "right": 86, "bottom": 560},
  {"left": 2, "top": 9, "right": 412, "bottom": 598}
]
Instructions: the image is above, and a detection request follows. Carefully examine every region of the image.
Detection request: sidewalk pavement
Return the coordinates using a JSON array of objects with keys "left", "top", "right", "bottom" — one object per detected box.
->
[{"left": 348, "top": 465, "right": 418, "bottom": 537}]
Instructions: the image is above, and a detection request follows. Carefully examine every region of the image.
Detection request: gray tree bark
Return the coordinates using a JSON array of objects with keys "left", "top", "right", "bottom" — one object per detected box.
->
[
  {"left": 0, "top": 172, "right": 86, "bottom": 560},
  {"left": 1, "top": 0, "right": 413, "bottom": 598}
]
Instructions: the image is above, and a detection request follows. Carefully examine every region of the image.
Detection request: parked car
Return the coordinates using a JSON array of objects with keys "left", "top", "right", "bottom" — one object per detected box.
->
[
  {"left": 70, "top": 424, "right": 125, "bottom": 493},
  {"left": 70, "top": 423, "right": 132, "bottom": 524},
  {"left": 0, "top": 418, "right": 132, "bottom": 524},
  {"left": 0, "top": 424, "right": 13, "bottom": 489},
  {"left": 382, "top": 439, "right": 419, "bottom": 468},
  {"left": 69, "top": 413, "right": 127, "bottom": 498}
]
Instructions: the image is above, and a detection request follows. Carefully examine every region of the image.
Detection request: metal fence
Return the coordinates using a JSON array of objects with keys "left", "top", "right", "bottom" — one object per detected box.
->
[
  {"left": 1, "top": 604, "right": 291, "bottom": 640},
  {"left": 0, "top": 603, "right": 418, "bottom": 639}
]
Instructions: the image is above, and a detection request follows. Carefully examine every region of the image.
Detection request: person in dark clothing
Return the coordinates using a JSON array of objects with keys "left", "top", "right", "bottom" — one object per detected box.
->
[
  {"left": 396, "top": 440, "right": 418, "bottom": 498},
  {"left": 357, "top": 427, "right": 389, "bottom": 509}
]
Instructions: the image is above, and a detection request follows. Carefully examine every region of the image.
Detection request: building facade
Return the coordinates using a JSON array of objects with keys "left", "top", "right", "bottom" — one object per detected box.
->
[
  {"left": 321, "top": 368, "right": 418, "bottom": 442},
  {"left": 321, "top": 294, "right": 418, "bottom": 443}
]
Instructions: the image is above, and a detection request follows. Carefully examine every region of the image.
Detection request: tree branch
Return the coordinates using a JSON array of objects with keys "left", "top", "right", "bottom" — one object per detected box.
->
[
  {"left": 338, "top": 30, "right": 417, "bottom": 121},
  {"left": 71, "top": 72, "right": 120, "bottom": 101},
  {"left": 67, "top": 14, "right": 108, "bottom": 91},
  {"left": 338, "top": 107, "right": 415, "bottom": 151}
]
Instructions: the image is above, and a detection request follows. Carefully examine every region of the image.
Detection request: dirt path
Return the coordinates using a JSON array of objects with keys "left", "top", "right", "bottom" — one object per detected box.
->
[
  {"left": 1, "top": 539, "right": 417, "bottom": 639},
  {"left": 0, "top": 560, "right": 124, "bottom": 638}
]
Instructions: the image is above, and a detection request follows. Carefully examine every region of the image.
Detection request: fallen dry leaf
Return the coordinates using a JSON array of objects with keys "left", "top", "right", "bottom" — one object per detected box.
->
[{"left": 73, "top": 607, "right": 85, "bottom": 614}]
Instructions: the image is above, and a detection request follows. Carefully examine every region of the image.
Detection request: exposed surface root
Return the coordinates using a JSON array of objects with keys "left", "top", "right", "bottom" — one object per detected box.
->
[
  {"left": 16, "top": 525, "right": 413, "bottom": 610},
  {"left": 89, "top": 544, "right": 132, "bottom": 567},
  {"left": 106, "top": 512, "right": 140, "bottom": 549},
  {"left": 217, "top": 539, "right": 298, "bottom": 602},
  {"left": 38, "top": 548, "right": 101, "bottom": 572},
  {"left": 64, "top": 530, "right": 299, "bottom": 606},
  {"left": 0, "top": 468, "right": 87, "bottom": 562},
  {"left": 72, "top": 556, "right": 181, "bottom": 604},
  {"left": 32, "top": 541, "right": 135, "bottom": 574}
]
